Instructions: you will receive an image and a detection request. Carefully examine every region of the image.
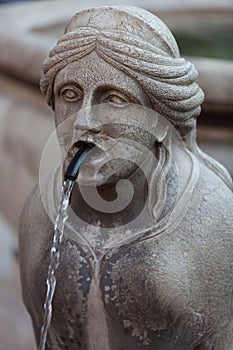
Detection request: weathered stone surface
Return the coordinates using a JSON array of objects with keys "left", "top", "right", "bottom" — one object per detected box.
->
[{"left": 19, "top": 6, "right": 233, "bottom": 350}]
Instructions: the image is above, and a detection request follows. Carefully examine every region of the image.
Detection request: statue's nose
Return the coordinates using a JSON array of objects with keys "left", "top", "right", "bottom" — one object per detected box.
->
[{"left": 74, "top": 101, "right": 101, "bottom": 132}]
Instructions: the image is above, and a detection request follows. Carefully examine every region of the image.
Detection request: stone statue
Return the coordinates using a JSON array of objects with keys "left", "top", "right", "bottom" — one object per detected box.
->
[{"left": 19, "top": 6, "right": 233, "bottom": 350}]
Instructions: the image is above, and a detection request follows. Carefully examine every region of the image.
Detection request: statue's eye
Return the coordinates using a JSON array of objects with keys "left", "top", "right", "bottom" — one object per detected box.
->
[
  {"left": 103, "top": 93, "right": 128, "bottom": 105},
  {"left": 60, "top": 85, "right": 82, "bottom": 102}
]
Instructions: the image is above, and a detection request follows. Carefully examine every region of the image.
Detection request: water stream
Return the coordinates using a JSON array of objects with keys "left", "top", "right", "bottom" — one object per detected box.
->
[
  {"left": 38, "top": 179, "right": 74, "bottom": 350},
  {"left": 38, "top": 144, "right": 92, "bottom": 349}
]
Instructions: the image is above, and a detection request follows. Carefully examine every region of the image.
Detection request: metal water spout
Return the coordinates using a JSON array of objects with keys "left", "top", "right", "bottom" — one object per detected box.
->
[{"left": 64, "top": 143, "right": 93, "bottom": 181}]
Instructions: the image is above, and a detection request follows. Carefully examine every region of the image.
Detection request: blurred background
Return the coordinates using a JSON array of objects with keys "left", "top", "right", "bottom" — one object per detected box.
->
[{"left": 0, "top": 0, "right": 232, "bottom": 349}]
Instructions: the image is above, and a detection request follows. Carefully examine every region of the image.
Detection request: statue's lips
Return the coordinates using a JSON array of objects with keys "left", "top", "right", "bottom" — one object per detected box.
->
[
  {"left": 66, "top": 137, "right": 116, "bottom": 186},
  {"left": 68, "top": 135, "right": 116, "bottom": 159}
]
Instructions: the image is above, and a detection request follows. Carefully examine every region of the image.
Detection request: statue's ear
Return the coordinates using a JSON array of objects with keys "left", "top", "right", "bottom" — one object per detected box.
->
[
  {"left": 156, "top": 125, "right": 169, "bottom": 143},
  {"left": 151, "top": 112, "right": 170, "bottom": 143},
  {"left": 152, "top": 115, "right": 169, "bottom": 143},
  {"left": 51, "top": 92, "right": 55, "bottom": 110}
]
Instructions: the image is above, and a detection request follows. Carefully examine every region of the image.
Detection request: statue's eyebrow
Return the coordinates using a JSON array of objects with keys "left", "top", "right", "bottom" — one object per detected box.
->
[{"left": 96, "top": 85, "right": 143, "bottom": 105}]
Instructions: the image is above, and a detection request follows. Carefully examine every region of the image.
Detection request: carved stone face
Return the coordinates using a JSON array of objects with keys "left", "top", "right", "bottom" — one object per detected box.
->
[{"left": 54, "top": 51, "right": 157, "bottom": 187}]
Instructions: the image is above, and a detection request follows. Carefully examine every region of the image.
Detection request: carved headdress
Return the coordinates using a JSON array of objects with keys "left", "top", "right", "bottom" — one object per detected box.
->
[{"left": 40, "top": 6, "right": 204, "bottom": 135}]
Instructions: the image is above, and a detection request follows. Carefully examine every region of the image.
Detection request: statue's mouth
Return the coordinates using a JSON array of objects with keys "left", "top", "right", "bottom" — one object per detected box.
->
[
  {"left": 68, "top": 134, "right": 116, "bottom": 160},
  {"left": 68, "top": 140, "right": 96, "bottom": 159},
  {"left": 65, "top": 136, "right": 110, "bottom": 172}
]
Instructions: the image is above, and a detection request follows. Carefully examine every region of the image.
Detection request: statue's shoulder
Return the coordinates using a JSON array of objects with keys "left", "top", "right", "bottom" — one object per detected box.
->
[
  {"left": 190, "top": 160, "right": 233, "bottom": 229},
  {"left": 19, "top": 184, "right": 54, "bottom": 323},
  {"left": 197, "top": 161, "right": 233, "bottom": 203},
  {"left": 19, "top": 183, "right": 53, "bottom": 253},
  {"left": 20, "top": 183, "right": 50, "bottom": 225}
]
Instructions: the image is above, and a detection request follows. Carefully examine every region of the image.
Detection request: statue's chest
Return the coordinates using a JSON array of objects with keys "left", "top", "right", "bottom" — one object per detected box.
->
[{"left": 47, "top": 232, "right": 214, "bottom": 350}]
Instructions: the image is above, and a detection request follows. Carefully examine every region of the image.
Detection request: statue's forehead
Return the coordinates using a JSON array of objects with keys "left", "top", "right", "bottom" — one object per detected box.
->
[
  {"left": 53, "top": 52, "right": 146, "bottom": 100},
  {"left": 54, "top": 53, "right": 127, "bottom": 87}
]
